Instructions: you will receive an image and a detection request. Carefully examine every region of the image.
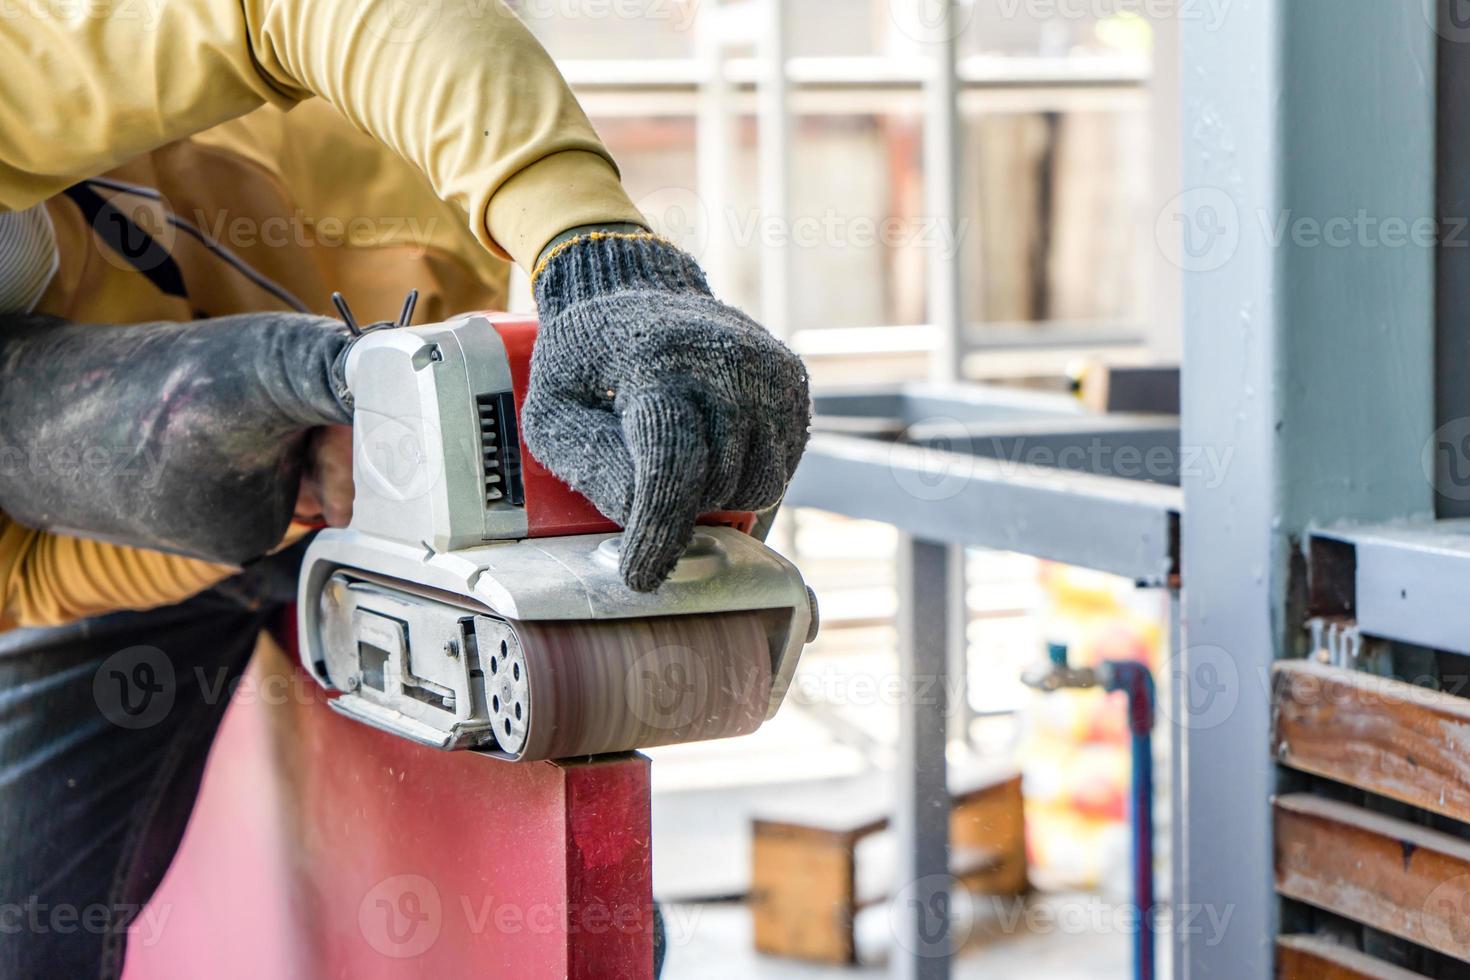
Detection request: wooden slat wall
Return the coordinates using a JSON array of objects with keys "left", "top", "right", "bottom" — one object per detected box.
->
[
  {"left": 1273, "top": 794, "right": 1470, "bottom": 962},
  {"left": 1276, "top": 935, "right": 1430, "bottom": 980},
  {"left": 1272, "top": 661, "right": 1470, "bottom": 822}
]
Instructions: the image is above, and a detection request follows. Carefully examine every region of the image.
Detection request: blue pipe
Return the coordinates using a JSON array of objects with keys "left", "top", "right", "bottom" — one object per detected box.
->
[{"left": 1103, "top": 660, "right": 1156, "bottom": 980}]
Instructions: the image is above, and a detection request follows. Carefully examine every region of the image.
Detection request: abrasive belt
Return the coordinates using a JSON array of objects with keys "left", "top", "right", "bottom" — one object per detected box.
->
[{"left": 487, "top": 611, "right": 773, "bottom": 761}]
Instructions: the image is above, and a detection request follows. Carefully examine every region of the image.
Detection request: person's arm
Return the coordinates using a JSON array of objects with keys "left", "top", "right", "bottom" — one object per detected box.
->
[
  {"left": 0, "top": 0, "right": 645, "bottom": 268},
  {"left": 0, "top": 311, "right": 354, "bottom": 626}
]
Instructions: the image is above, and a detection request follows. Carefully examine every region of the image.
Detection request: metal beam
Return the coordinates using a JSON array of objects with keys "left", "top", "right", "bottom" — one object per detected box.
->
[
  {"left": 812, "top": 382, "right": 1087, "bottom": 428},
  {"left": 1178, "top": 3, "right": 1436, "bottom": 978},
  {"left": 1314, "top": 520, "right": 1470, "bottom": 656},
  {"left": 787, "top": 433, "right": 1179, "bottom": 584}
]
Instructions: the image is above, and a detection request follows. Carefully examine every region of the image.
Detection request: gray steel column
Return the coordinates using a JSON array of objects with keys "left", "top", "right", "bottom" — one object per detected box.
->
[
  {"left": 1166, "top": 587, "right": 1185, "bottom": 980},
  {"left": 945, "top": 546, "right": 972, "bottom": 749},
  {"left": 758, "top": 0, "right": 792, "bottom": 343},
  {"left": 917, "top": 0, "right": 973, "bottom": 759},
  {"left": 923, "top": 0, "right": 963, "bottom": 384},
  {"left": 892, "top": 535, "right": 951, "bottom": 980},
  {"left": 1438, "top": 0, "right": 1470, "bottom": 519},
  {"left": 1178, "top": 3, "right": 1435, "bottom": 978}
]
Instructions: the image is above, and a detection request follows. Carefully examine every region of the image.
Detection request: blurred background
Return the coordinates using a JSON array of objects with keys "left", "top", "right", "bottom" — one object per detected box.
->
[{"left": 509, "top": 2, "right": 1180, "bottom": 975}]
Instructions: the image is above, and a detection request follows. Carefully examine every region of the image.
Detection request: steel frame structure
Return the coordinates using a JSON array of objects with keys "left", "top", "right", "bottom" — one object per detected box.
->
[
  {"left": 786, "top": 386, "right": 1181, "bottom": 980},
  {"left": 785, "top": 4, "right": 1443, "bottom": 980}
]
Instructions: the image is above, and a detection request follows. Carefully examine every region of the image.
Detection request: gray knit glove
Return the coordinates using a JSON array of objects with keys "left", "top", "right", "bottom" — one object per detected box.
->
[
  {"left": 0, "top": 312, "right": 352, "bottom": 564},
  {"left": 525, "top": 233, "right": 811, "bottom": 592}
]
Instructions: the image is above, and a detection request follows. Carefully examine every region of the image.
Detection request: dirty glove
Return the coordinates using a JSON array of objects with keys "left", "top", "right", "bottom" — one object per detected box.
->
[
  {"left": 0, "top": 312, "right": 352, "bottom": 565},
  {"left": 524, "top": 232, "right": 811, "bottom": 592}
]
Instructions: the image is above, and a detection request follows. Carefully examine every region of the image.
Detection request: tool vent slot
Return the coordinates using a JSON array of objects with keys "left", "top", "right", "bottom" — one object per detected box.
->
[{"left": 476, "top": 392, "right": 525, "bottom": 508}]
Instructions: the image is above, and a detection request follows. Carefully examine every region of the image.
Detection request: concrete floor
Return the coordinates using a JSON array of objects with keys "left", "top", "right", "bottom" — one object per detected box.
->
[{"left": 660, "top": 894, "right": 1132, "bottom": 979}]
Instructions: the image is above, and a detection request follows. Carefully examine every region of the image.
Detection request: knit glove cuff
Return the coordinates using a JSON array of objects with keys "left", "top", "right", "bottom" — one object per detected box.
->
[{"left": 533, "top": 232, "right": 710, "bottom": 317}]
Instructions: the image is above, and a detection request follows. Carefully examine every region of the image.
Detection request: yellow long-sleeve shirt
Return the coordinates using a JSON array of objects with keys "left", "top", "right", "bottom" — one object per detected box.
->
[{"left": 0, "top": 0, "right": 646, "bottom": 627}]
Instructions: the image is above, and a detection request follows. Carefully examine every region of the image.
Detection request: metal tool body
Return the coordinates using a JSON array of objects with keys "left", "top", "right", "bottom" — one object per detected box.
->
[{"left": 297, "top": 312, "right": 815, "bottom": 760}]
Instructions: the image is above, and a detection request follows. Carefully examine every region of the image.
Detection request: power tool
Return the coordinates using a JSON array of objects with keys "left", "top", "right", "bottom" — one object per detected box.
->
[{"left": 297, "top": 312, "right": 817, "bottom": 761}]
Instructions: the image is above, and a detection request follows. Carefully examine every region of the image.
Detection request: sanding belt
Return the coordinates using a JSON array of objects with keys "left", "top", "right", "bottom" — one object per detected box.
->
[{"left": 485, "top": 610, "right": 772, "bottom": 761}]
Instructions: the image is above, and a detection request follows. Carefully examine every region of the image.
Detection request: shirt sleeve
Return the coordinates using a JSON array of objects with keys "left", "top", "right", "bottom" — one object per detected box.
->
[
  {"left": 0, "top": 520, "right": 235, "bottom": 628},
  {"left": 0, "top": 0, "right": 645, "bottom": 268}
]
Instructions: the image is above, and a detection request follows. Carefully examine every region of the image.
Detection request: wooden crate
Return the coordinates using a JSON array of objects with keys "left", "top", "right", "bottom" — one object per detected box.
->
[
  {"left": 750, "top": 770, "right": 1026, "bottom": 965},
  {"left": 1274, "top": 793, "right": 1470, "bottom": 963},
  {"left": 1276, "top": 935, "right": 1430, "bottom": 980},
  {"left": 1272, "top": 660, "right": 1470, "bottom": 823}
]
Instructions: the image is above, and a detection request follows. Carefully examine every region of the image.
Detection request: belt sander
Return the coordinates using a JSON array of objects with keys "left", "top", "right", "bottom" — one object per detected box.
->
[{"left": 297, "top": 312, "right": 817, "bottom": 761}]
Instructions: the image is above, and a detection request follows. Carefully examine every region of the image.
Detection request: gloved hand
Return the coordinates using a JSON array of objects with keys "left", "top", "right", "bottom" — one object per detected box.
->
[
  {"left": 524, "top": 232, "right": 811, "bottom": 592},
  {"left": 0, "top": 312, "right": 353, "bottom": 565}
]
